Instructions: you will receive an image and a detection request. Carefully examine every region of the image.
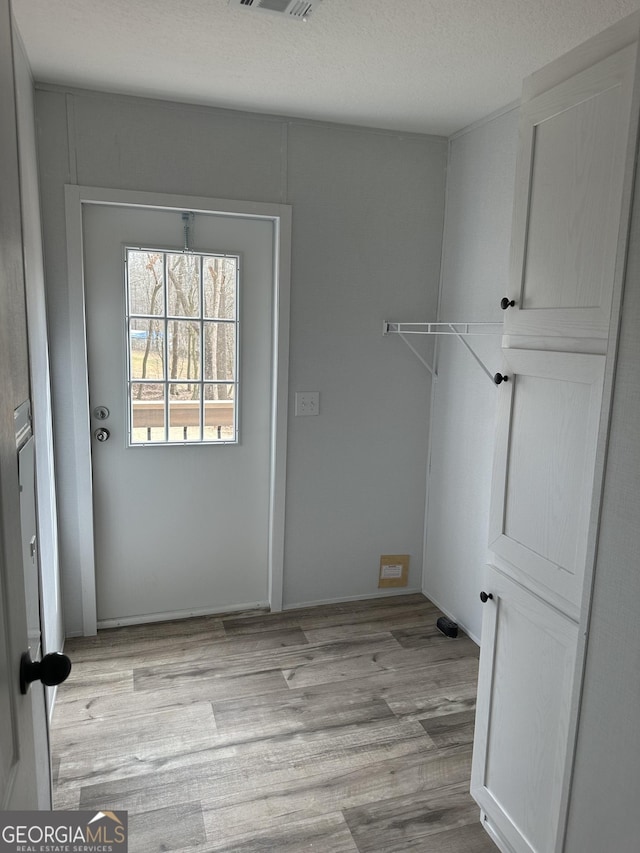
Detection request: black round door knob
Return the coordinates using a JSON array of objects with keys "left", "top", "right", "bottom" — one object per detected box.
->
[
  {"left": 20, "top": 651, "right": 72, "bottom": 695},
  {"left": 480, "top": 591, "right": 494, "bottom": 603},
  {"left": 500, "top": 297, "right": 515, "bottom": 310},
  {"left": 494, "top": 373, "right": 509, "bottom": 385}
]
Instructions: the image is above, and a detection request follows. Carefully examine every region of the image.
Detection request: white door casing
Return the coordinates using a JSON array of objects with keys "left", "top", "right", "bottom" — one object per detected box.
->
[
  {"left": 65, "top": 187, "right": 291, "bottom": 634},
  {"left": 84, "top": 205, "right": 275, "bottom": 624}
]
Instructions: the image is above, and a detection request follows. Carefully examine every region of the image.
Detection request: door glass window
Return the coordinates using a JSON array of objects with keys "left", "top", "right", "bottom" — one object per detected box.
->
[{"left": 126, "top": 248, "right": 239, "bottom": 445}]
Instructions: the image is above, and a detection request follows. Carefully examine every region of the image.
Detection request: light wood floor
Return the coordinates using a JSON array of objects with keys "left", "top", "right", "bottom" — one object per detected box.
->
[{"left": 51, "top": 593, "right": 496, "bottom": 852}]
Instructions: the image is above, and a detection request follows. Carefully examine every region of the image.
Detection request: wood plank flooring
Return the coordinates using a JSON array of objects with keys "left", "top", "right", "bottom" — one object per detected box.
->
[{"left": 51, "top": 593, "right": 496, "bottom": 853}]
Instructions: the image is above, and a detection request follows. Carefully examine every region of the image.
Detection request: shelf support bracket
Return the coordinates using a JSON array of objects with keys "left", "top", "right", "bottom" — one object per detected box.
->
[
  {"left": 383, "top": 320, "right": 502, "bottom": 385},
  {"left": 448, "top": 326, "right": 495, "bottom": 384},
  {"left": 398, "top": 332, "right": 437, "bottom": 378}
]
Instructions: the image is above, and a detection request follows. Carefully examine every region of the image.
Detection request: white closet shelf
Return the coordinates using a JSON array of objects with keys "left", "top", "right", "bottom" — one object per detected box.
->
[
  {"left": 383, "top": 321, "right": 503, "bottom": 335},
  {"left": 383, "top": 321, "right": 503, "bottom": 382}
]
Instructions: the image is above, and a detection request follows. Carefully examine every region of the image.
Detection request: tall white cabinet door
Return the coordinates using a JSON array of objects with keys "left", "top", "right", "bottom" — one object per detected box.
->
[
  {"left": 471, "top": 566, "right": 579, "bottom": 853},
  {"left": 489, "top": 348, "right": 604, "bottom": 617},
  {"left": 503, "top": 45, "right": 636, "bottom": 339}
]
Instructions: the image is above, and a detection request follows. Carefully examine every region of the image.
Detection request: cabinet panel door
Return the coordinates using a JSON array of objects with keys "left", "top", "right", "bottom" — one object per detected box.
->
[
  {"left": 489, "top": 348, "right": 604, "bottom": 616},
  {"left": 471, "top": 567, "right": 579, "bottom": 853},
  {"left": 504, "top": 45, "right": 636, "bottom": 339}
]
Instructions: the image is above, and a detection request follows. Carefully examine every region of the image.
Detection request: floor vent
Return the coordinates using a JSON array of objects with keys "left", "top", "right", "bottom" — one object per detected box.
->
[{"left": 229, "top": 0, "right": 322, "bottom": 20}]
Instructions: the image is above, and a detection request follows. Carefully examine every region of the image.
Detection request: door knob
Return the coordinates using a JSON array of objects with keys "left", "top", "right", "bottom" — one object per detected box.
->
[
  {"left": 20, "top": 651, "right": 71, "bottom": 695},
  {"left": 500, "top": 297, "right": 515, "bottom": 310},
  {"left": 494, "top": 373, "right": 509, "bottom": 385},
  {"left": 480, "top": 591, "right": 494, "bottom": 603},
  {"left": 94, "top": 427, "right": 110, "bottom": 442}
]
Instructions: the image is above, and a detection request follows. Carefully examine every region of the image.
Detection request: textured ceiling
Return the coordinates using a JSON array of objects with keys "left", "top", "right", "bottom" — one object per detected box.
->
[{"left": 12, "top": 0, "right": 640, "bottom": 136}]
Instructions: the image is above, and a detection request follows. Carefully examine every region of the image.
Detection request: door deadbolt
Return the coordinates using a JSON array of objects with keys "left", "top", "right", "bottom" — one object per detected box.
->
[
  {"left": 94, "top": 427, "right": 110, "bottom": 442},
  {"left": 93, "top": 406, "right": 110, "bottom": 420}
]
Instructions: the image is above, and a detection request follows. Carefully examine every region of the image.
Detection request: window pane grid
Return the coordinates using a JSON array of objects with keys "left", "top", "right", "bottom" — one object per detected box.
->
[{"left": 126, "top": 248, "right": 239, "bottom": 446}]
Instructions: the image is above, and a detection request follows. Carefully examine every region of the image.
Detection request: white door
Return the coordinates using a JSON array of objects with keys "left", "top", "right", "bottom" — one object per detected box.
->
[
  {"left": 503, "top": 44, "right": 636, "bottom": 340},
  {"left": 83, "top": 205, "right": 275, "bottom": 626},
  {"left": 472, "top": 348, "right": 597, "bottom": 850},
  {"left": 0, "top": 459, "right": 39, "bottom": 809},
  {"left": 18, "top": 432, "right": 52, "bottom": 808},
  {"left": 471, "top": 566, "right": 579, "bottom": 853},
  {"left": 488, "top": 348, "right": 604, "bottom": 618},
  {"left": 0, "top": 415, "right": 50, "bottom": 809}
]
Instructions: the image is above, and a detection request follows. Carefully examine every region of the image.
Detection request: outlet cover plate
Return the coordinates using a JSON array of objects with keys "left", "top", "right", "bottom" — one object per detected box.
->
[{"left": 295, "top": 391, "right": 319, "bottom": 416}]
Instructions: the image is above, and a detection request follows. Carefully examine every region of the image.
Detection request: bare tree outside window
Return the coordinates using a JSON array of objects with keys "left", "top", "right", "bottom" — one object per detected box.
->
[{"left": 126, "top": 248, "right": 238, "bottom": 444}]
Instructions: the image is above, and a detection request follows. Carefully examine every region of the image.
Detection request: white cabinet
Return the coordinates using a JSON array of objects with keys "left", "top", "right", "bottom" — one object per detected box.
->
[
  {"left": 471, "top": 13, "right": 640, "bottom": 853},
  {"left": 471, "top": 567, "right": 578, "bottom": 853},
  {"left": 504, "top": 43, "right": 636, "bottom": 340},
  {"left": 489, "top": 348, "right": 604, "bottom": 618}
]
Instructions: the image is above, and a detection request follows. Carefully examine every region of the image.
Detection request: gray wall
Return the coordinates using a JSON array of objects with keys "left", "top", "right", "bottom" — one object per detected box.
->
[
  {"left": 564, "top": 131, "right": 640, "bottom": 853},
  {"left": 34, "top": 87, "right": 447, "bottom": 632},
  {"left": 423, "top": 107, "right": 519, "bottom": 642}
]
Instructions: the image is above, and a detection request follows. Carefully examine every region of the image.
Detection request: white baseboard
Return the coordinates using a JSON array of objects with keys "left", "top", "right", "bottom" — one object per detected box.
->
[
  {"left": 421, "top": 588, "right": 481, "bottom": 646},
  {"left": 283, "top": 587, "right": 424, "bottom": 611},
  {"left": 76, "top": 590, "right": 427, "bottom": 631},
  {"left": 96, "top": 600, "right": 270, "bottom": 629}
]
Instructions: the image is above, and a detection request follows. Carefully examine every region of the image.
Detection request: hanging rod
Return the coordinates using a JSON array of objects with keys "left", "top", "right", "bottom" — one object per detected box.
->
[{"left": 383, "top": 320, "right": 503, "bottom": 384}]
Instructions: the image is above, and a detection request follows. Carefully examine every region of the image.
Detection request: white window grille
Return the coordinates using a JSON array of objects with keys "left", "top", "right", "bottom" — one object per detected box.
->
[{"left": 125, "top": 248, "right": 239, "bottom": 445}]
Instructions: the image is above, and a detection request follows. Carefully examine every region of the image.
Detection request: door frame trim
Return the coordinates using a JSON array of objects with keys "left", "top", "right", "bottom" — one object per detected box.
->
[{"left": 64, "top": 185, "right": 291, "bottom": 634}]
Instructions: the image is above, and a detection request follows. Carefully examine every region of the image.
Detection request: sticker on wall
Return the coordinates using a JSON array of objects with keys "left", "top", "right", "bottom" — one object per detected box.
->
[{"left": 378, "top": 554, "right": 409, "bottom": 588}]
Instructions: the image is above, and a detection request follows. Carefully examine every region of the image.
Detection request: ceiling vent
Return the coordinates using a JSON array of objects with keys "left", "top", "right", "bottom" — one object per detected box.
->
[{"left": 228, "top": 0, "right": 322, "bottom": 21}]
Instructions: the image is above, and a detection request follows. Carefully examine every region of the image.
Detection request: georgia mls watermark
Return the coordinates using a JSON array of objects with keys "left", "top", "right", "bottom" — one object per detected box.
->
[{"left": 0, "top": 811, "right": 128, "bottom": 853}]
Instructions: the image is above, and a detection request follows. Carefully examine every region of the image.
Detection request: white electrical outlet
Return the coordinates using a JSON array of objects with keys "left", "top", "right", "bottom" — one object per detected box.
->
[{"left": 295, "top": 392, "right": 319, "bottom": 417}]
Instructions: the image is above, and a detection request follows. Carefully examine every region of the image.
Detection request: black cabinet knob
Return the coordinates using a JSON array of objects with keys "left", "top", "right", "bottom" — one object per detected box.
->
[
  {"left": 500, "top": 297, "right": 515, "bottom": 310},
  {"left": 20, "top": 651, "right": 72, "bottom": 695},
  {"left": 480, "top": 591, "right": 494, "bottom": 603},
  {"left": 494, "top": 373, "right": 509, "bottom": 385}
]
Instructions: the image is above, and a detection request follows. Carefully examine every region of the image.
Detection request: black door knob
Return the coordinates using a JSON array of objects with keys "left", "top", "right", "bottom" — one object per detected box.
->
[
  {"left": 500, "top": 297, "right": 515, "bottom": 310},
  {"left": 20, "top": 651, "right": 72, "bottom": 695},
  {"left": 494, "top": 373, "right": 509, "bottom": 385},
  {"left": 480, "top": 591, "right": 494, "bottom": 603}
]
